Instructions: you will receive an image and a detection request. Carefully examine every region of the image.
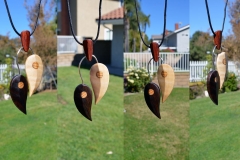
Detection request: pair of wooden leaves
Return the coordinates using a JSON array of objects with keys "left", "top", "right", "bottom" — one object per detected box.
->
[
  {"left": 144, "top": 64, "right": 175, "bottom": 119},
  {"left": 207, "top": 52, "right": 227, "bottom": 105},
  {"left": 10, "top": 54, "right": 43, "bottom": 114},
  {"left": 74, "top": 63, "right": 109, "bottom": 121}
]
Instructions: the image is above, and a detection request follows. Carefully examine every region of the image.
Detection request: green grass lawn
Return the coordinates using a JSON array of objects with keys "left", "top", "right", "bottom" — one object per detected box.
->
[
  {"left": 0, "top": 90, "right": 58, "bottom": 160},
  {"left": 190, "top": 91, "right": 240, "bottom": 159},
  {"left": 124, "top": 88, "right": 189, "bottom": 160},
  {"left": 57, "top": 66, "right": 123, "bottom": 160}
]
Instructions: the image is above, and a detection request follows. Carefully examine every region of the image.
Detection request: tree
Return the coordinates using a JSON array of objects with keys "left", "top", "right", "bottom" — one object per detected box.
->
[
  {"left": 24, "top": 0, "right": 57, "bottom": 89},
  {"left": 124, "top": 0, "right": 150, "bottom": 52},
  {"left": 190, "top": 31, "right": 214, "bottom": 61}
]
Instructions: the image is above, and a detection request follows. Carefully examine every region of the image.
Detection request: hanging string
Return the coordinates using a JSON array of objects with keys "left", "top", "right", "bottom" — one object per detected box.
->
[
  {"left": 205, "top": 0, "right": 228, "bottom": 36},
  {"left": 67, "top": 0, "right": 102, "bottom": 45},
  {"left": 4, "top": 0, "right": 42, "bottom": 36},
  {"left": 134, "top": 0, "right": 167, "bottom": 48}
]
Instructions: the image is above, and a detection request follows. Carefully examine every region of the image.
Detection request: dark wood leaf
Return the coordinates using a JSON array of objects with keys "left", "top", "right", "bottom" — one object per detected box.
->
[
  {"left": 207, "top": 70, "right": 220, "bottom": 105},
  {"left": 10, "top": 75, "right": 28, "bottom": 114},
  {"left": 74, "top": 84, "right": 93, "bottom": 121},
  {"left": 20, "top": 30, "right": 30, "bottom": 52},
  {"left": 144, "top": 82, "right": 161, "bottom": 119}
]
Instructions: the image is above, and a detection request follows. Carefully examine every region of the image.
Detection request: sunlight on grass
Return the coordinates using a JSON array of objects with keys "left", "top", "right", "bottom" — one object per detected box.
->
[
  {"left": 190, "top": 91, "right": 240, "bottom": 159},
  {"left": 124, "top": 88, "right": 189, "bottom": 160},
  {"left": 57, "top": 66, "right": 123, "bottom": 160}
]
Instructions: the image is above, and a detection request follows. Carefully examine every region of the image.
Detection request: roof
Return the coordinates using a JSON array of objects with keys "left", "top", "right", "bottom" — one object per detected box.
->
[{"left": 101, "top": 7, "right": 124, "bottom": 20}]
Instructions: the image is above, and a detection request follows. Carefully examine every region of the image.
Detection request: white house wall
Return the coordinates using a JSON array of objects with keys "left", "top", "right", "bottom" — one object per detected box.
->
[
  {"left": 176, "top": 28, "right": 189, "bottom": 52},
  {"left": 111, "top": 25, "right": 124, "bottom": 68},
  {"left": 167, "top": 34, "right": 177, "bottom": 48}
]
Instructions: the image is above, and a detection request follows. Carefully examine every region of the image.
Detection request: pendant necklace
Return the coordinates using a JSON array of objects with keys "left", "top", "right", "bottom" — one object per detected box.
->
[
  {"left": 205, "top": 0, "right": 228, "bottom": 105},
  {"left": 67, "top": 0, "right": 109, "bottom": 121},
  {"left": 135, "top": 0, "right": 175, "bottom": 119},
  {"left": 4, "top": 0, "right": 43, "bottom": 114}
]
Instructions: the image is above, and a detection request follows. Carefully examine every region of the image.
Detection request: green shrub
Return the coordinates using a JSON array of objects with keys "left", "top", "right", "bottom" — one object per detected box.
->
[
  {"left": 222, "top": 72, "right": 238, "bottom": 92},
  {"left": 125, "top": 67, "right": 150, "bottom": 92}
]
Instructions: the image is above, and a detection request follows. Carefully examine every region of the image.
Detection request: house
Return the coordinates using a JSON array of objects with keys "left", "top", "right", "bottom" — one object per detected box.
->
[
  {"left": 151, "top": 23, "right": 190, "bottom": 53},
  {"left": 57, "top": 0, "right": 124, "bottom": 76}
]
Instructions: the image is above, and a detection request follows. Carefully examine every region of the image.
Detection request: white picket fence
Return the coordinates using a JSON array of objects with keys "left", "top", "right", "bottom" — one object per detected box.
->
[
  {"left": 124, "top": 52, "right": 189, "bottom": 73},
  {"left": 190, "top": 61, "right": 239, "bottom": 82},
  {"left": 0, "top": 64, "right": 25, "bottom": 83}
]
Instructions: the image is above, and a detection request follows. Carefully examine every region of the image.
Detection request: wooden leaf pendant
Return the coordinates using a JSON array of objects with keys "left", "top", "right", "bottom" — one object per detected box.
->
[
  {"left": 90, "top": 63, "right": 109, "bottom": 104},
  {"left": 213, "top": 30, "right": 222, "bottom": 50},
  {"left": 144, "top": 82, "right": 161, "bottom": 119},
  {"left": 216, "top": 52, "right": 227, "bottom": 89},
  {"left": 10, "top": 75, "right": 29, "bottom": 114},
  {"left": 83, "top": 39, "right": 93, "bottom": 61},
  {"left": 157, "top": 64, "right": 175, "bottom": 103},
  {"left": 25, "top": 54, "right": 43, "bottom": 96},
  {"left": 21, "top": 30, "right": 30, "bottom": 52},
  {"left": 150, "top": 42, "right": 159, "bottom": 62},
  {"left": 207, "top": 70, "right": 220, "bottom": 105},
  {"left": 74, "top": 84, "right": 93, "bottom": 121}
]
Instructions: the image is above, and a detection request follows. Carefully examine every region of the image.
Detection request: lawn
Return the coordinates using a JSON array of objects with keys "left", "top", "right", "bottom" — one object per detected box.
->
[
  {"left": 57, "top": 66, "right": 123, "bottom": 159},
  {"left": 124, "top": 88, "right": 189, "bottom": 160},
  {"left": 190, "top": 91, "right": 240, "bottom": 159},
  {"left": 0, "top": 90, "right": 58, "bottom": 160}
]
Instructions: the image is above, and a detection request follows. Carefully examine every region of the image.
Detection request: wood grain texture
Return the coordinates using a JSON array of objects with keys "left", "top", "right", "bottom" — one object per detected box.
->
[
  {"left": 217, "top": 52, "right": 227, "bottom": 89},
  {"left": 74, "top": 84, "right": 93, "bottom": 121},
  {"left": 214, "top": 30, "right": 222, "bottom": 50},
  {"left": 157, "top": 64, "right": 175, "bottom": 103},
  {"left": 25, "top": 54, "right": 43, "bottom": 96},
  {"left": 10, "top": 75, "right": 28, "bottom": 114},
  {"left": 21, "top": 30, "right": 30, "bottom": 52},
  {"left": 83, "top": 39, "right": 93, "bottom": 61},
  {"left": 90, "top": 63, "right": 109, "bottom": 104},
  {"left": 144, "top": 82, "right": 161, "bottom": 119},
  {"left": 207, "top": 70, "right": 220, "bottom": 105},
  {"left": 150, "top": 42, "right": 159, "bottom": 62}
]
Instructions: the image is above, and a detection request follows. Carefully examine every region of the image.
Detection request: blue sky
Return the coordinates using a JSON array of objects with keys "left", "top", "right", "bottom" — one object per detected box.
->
[
  {"left": 141, "top": 0, "right": 233, "bottom": 38},
  {"left": 0, "top": 0, "right": 34, "bottom": 38},
  {"left": 0, "top": 0, "right": 235, "bottom": 39}
]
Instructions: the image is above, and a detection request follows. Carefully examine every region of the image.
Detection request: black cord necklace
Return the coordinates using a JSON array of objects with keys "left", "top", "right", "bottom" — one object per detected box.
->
[
  {"left": 134, "top": 0, "right": 167, "bottom": 62},
  {"left": 4, "top": 0, "right": 42, "bottom": 52},
  {"left": 66, "top": 0, "right": 102, "bottom": 61},
  {"left": 205, "top": 0, "right": 228, "bottom": 50}
]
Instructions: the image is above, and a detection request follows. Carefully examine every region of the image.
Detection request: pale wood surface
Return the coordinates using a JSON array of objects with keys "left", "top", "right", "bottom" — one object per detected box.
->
[
  {"left": 90, "top": 63, "right": 109, "bottom": 104},
  {"left": 217, "top": 52, "right": 227, "bottom": 89},
  {"left": 157, "top": 64, "right": 175, "bottom": 103},
  {"left": 25, "top": 54, "right": 43, "bottom": 96}
]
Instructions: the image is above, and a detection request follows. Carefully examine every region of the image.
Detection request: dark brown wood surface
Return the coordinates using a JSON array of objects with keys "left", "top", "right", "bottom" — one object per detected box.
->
[
  {"left": 150, "top": 42, "right": 159, "bottom": 62},
  {"left": 21, "top": 30, "right": 30, "bottom": 52},
  {"left": 83, "top": 39, "right": 93, "bottom": 61},
  {"left": 144, "top": 82, "right": 161, "bottom": 119},
  {"left": 74, "top": 84, "right": 93, "bottom": 121},
  {"left": 10, "top": 75, "right": 29, "bottom": 114},
  {"left": 214, "top": 30, "right": 222, "bottom": 50},
  {"left": 207, "top": 70, "right": 220, "bottom": 105}
]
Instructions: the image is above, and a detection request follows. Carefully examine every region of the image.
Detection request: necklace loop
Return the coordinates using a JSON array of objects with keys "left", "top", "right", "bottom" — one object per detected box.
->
[
  {"left": 4, "top": 0, "right": 42, "bottom": 36},
  {"left": 134, "top": 0, "right": 167, "bottom": 48}
]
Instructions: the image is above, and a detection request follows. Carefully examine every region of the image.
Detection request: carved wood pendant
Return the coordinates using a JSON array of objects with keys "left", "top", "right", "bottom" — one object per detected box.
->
[
  {"left": 25, "top": 54, "right": 43, "bottom": 96},
  {"left": 157, "top": 64, "right": 175, "bottom": 103},
  {"left": 150, "top": 42, "right": 159, "bottom": 62},
  {"left": 207, "top": 70, "right": 220, "bottom": 105},
  {"left": 216, "top": 52, "right": 227, "bottom": 89},
  {"left": 10, "top": 75, "right": 29, "bottom": 114},
  {"left": 83, "top": 39, "right": 93, "bottom": 61},
  {"left": 74, "top": 84, "right": 93, "bottom": 121},
  {"left": 144, "top": 82, "right": 161, "bottom": 119},
  {"left": 90, "top": 63, "right": 109, "bottom": 104},
  {"left": 20, "top": 30, "right": 30, "bottom": 52}
]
